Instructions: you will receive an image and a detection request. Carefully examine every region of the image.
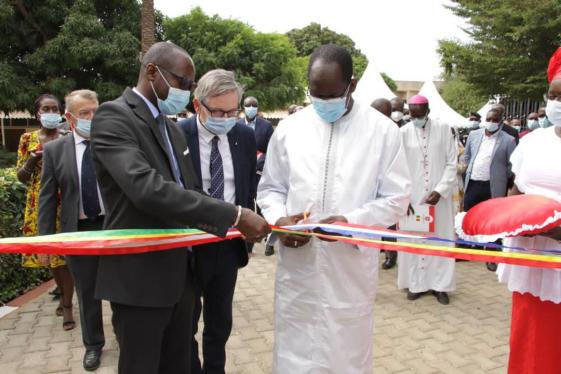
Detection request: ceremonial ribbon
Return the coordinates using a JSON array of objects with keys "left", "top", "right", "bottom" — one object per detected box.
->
[{"left": 0, "top": 223, "right": 560, "bottom": 269}]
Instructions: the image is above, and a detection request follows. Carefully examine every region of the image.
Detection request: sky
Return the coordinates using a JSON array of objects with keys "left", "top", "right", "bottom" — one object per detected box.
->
[{"left": 155, "top": 0, "right": 471, "bottom": 82}]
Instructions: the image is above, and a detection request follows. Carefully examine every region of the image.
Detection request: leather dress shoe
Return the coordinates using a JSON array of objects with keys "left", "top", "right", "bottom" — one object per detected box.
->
[
  {"left": 382, "top": 257, "right": 396, "bottom": 270},
  {"left": 83, "top": 349, "right": 102, "bottom": 371},
  {"left": 486, "top": 262, "right": 498, "bottom": 272},
  {"left": 265, "top": 244, "right": 275, "bottom": 256},
  {"left": 407, "top": 291, "right": 423, "bottom": 300},
  {"left": 433, "top": 291, "right": 449, "bottom": 305}
]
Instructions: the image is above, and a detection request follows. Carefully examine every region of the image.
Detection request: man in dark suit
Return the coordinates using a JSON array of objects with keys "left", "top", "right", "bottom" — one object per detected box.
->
[
  {"left": 237, "top": 96, "right": 274, "bottom": 255},
  {"left": 238, "top": 96, "right": 274, "bottom": 156},
  {"left": 90, "top": 42, "right": 269, "bottom": 374},
  {"left": 39, "top": 89, "right": 105, "bottom": 371},
  {"left": 178, "top": 69, "right": 256, "bottom": 374}
]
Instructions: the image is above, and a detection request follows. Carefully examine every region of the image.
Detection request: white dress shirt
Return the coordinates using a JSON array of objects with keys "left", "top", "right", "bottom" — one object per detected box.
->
[
  {"left": 74, "top": 131, "right": 105, "bottom": 219},
  {"left": 470, "top": 131, "right": 498, "bottom": 181},
  {"left": 197, "top": 116, "right": 236, "bottom": 204}
]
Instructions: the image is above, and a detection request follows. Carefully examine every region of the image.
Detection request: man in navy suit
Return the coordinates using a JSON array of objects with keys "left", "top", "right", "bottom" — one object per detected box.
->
[
  {"left": 239, "top": 96, "right": 274, "bottom": 156},
  {"left": 178, "top": 69, "right": 256, "bottom": 374},
  {"left": 238, "top": 96, "right": 274, "bottom": 255}
]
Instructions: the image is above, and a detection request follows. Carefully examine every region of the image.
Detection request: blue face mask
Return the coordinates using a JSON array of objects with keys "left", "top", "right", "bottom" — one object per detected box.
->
[
  {"left": 412, "top": 116, "right": 428, "bottom": 128},
  {"left": 201, "top": 115, "right": 236, "bottom": 135},
  {"left": 310, "top": 85, "right": 350, "bottom": 123},
  {"left": 151, "top": 66, "right": 191, "bottom": 115},
  {"left": 527, "top": 120, "right": 539, "bottom": 130},
  {"left": 75, "top": 118, "right": 92, "bottom": 138},
  {"left": 40, "top": 113, "right": 62, "bottom": 129},
  {"left": 485, "top": 121, "right": 500, "bottom": 132},
  {"left": 245, "top": 106, "right": 258, "bottom": 119},
  {"left": 538, "top": 117, "right": 552, "bottom": 128}
]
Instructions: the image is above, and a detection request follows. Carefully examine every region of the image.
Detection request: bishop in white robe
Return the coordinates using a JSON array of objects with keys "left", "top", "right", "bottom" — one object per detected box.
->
[{"left": 397, "top": 95, "right": 458, "bottom": 304}]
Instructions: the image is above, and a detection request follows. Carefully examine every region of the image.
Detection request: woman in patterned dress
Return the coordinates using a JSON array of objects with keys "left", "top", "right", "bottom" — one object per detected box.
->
[{"left": 16, "top": 94, "right": 75, "bottom": 331}]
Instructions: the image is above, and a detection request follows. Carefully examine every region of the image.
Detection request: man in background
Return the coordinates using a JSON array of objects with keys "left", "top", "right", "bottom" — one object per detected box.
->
[
  {"left": 39, "top": 90, "right": 105, "bottom": 371},
  {"left": 178, "top": 69, "right": 257, "bottom": 374}
]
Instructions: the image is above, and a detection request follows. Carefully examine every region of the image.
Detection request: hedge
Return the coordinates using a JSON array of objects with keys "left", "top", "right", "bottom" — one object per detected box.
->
[{"left": 0, "top": 167, "right": 51, "bottom": 304}]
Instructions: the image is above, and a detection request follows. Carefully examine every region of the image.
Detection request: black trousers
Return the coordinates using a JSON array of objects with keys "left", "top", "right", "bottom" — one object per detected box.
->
[
  {"left": 463, "top": 180, "right": 492, "bottom": 212},
  {"left": 463, "top": 180, "right": 502, "bottom": 251},
  {"left": 111, "top": 263, "right": 195, "bottom": 374},
  {"left": 383, "top": 224, "right": 398, "bottom": 262},
  {"left": 191, "top": 242, "right": 239, "bottom": 374},
  {"left": 66, "top": 217, "right": 105, "bottom": 351}
]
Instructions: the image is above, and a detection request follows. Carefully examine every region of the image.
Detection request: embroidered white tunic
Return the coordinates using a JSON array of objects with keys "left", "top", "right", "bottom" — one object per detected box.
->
[
  {"left": 257, "top": 101, "right": 411, "bottom": 374},
  {"left": 397, "top": 118, "right": 458, "bottom": 293}
]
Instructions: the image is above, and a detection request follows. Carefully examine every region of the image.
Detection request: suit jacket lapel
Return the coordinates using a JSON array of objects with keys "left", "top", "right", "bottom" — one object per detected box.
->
[
  {"left": 228, "top": 127, "right": 241, "bottom": 205},
  {"left": 166, "top": 119, "right": 191, "bottom": 186},
  {"left": 491, "top": 131, "right": 503, "bottom": 162},
  {"left": 66, "top": 134, "right": 79, "bottom": 191},
  {"left": 185, "top": 121, "right": 202, "bottom": 183},
  {"left": 123, "top": 88, "right": 168, "bottom": 158}
]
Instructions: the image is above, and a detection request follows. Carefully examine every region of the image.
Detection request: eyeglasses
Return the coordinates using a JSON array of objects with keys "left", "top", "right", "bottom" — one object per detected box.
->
[
  {"left": 307, "top": 83, "right": 351, "bottom": 100},
  {"left": 157, "top": 65, "right": 197, "bottom": 91},
  {"left": 200, "top": 100, "right": 240, "bottom": 118}
]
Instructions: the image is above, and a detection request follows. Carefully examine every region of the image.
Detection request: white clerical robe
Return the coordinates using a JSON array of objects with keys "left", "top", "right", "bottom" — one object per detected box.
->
[
  {"left": 257, "top": 101, "right": 411, "bottom": 374},
  {"left": 397, "top": 118, "right": 457, "bottom": 293}
]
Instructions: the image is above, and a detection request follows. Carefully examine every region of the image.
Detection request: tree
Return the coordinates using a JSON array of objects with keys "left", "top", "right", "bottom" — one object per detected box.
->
[
  {"left": 164, "top": 7, "right": 304, "bottom": 110},
  {"left": 438, "top": 0, "right": 561, "bottom": 100},
  {"left": 0, "top": 0, "right": 164, "bottom": 113},
  {"left": 286, "top": 23, "right": 368, "bottom": 79},
  {"left": 440, "top": 77, "right": 487, "bottom": 116},
  {"left": 141, "top": 0, "right": 155, "bottom": 54},
  {"left": 381, "top": 73, "right": 397, "bottom": 92}
]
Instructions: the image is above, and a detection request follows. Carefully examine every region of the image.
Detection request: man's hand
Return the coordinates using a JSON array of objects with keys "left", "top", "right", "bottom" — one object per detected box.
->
[
  {"left": 236, "top": 208, "right": 271, "bottom": 243},
  {"left": 275, "top": 213, "right": 311, "bottom": 248},
  {"left": 424, "top": 191, "right": 441, "bottom": 206},
  {"left": 316, "top": 215, "right": 348, "bottom": 241}
]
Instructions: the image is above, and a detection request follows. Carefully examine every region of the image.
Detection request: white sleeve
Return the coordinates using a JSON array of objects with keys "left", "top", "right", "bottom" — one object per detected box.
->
[
  {"left": 434, "top": 124, "right": 458, "bottom": 199},
  {"left": 510, "top": 135, "right": 526, "bottom": 191},
  {"left": 344, "top": 125, "right": 411, "bottom": 227},
  {"left": 256, "top": 125, "right": 289, "bottom": 225}
]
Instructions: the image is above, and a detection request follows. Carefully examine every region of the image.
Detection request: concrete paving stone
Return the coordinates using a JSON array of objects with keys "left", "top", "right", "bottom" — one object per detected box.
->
[
  {"left": 0, "top": 254, "right": 512, "bottom": 373},
  {"left": 7, "top": 332, "right": 32, "bottom": 346},
  {"left": 19, "top": 351, "right": 48, "bottom": 368},
  {"left": 0, "top": 317, "right": 17, "bottom": 330},
  {"left": 24, "top": 336, "right": 52, "bottom": 353}
]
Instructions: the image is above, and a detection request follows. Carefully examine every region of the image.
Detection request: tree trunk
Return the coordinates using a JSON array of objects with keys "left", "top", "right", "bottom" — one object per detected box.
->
[{"left": 141, "top": 0, "right": 155, "bottom": 55}]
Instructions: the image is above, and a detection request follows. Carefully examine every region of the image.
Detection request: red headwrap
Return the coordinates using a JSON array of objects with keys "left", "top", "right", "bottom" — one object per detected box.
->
[{"left": 547, "top": 47, "right": 561, "bottom": 84}]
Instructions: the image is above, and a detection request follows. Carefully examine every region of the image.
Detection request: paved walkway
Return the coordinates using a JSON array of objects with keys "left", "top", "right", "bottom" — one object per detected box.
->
[{"left": 0, "top": 245, "right": 511, "bottom": 373}]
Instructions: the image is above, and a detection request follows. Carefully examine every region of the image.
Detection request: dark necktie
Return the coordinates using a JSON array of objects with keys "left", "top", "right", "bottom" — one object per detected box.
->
[
  {"left": 209, "top": 136, "right": 224, "bottom": 200},
  {"left": 157, "top": 114, "right": 184, "bottom": 186},
  {"left": 81, "top": 140, "right": 101, "bottom": 219}
]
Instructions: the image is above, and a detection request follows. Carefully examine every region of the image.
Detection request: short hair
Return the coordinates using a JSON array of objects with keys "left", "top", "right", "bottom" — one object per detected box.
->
[
  {"left": 141, "top": 41, "right": 192, "bottom": 69},
  {"left": 194, "top": 69, "right": 244, "bottom": 104},
  {"left": 469, "top": 112, "right": 481, "bottom": 119},
  {"left": 486, "top": 108, "right": 502, "bottom": 119},
  {"left": 371, "top": 98, "right": 392, "bottom": 117},
  {"left": 65, "top": 90, "right": 98, "bottom": 114},
  {"left": 308, "top": 44, "right": 353, "bottom": 83},
  {"left": 34, "top": 94, "right": 60, "bottom": 115}
]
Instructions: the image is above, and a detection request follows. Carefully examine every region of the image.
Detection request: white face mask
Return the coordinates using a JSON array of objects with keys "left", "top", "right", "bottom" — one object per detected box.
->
[
  {"left": 391, "top": 111, "right": 404, "bottom": 122},
  {"left": 545, "top": 99, "right": 561, "bottom": 128}
]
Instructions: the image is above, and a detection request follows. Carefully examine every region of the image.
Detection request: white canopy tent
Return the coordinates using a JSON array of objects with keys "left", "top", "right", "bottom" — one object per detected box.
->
[
  {"left": 354, "top": 62, "right": 397, "bottom": 105},
  {"left": 477, "top": 101, "right": 493, "bottom": 118},
  {"left": 418, "top": 80, "right": 469, "bottom": 128}
]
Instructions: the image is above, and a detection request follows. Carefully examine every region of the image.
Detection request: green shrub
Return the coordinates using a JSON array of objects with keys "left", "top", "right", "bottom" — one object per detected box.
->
[
  {"left": 0, "top": 147, "right": 17, "bottom": 169},
  {"left": 0, "top": 167, "right": 51, "bottom": 304}
]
